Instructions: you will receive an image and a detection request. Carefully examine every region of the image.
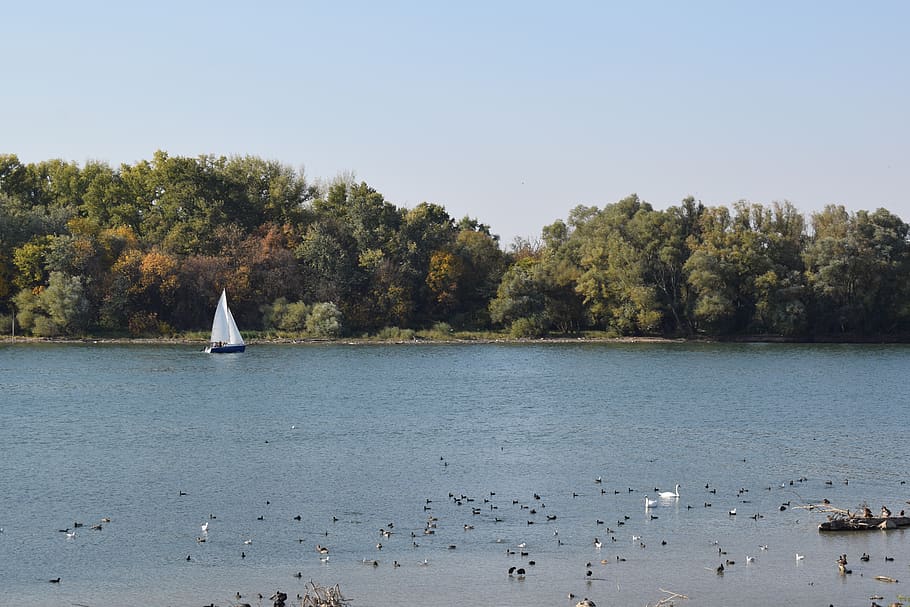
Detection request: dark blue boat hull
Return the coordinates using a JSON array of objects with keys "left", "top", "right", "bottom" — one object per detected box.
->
[{"left": 206, "top": 344, "right": 246, "bottom": 353}]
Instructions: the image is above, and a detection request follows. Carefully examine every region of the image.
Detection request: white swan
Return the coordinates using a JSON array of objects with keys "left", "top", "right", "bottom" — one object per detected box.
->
[
  {"left": 659, "top": 484, "right": 680, "bottom": 498},
  {"left": 645, "top": 496, "right": 658, "bottom": 509}
]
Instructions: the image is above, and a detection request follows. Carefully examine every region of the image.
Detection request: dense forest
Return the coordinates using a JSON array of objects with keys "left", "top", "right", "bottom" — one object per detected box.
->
[{"left": 1, "top": 151, "right": 908, "bottom": 339}]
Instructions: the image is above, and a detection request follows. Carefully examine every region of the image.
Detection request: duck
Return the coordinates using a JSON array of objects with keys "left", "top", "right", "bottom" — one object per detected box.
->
[{"left": 659, "top": 484, "right": 680, "bottom": 498}]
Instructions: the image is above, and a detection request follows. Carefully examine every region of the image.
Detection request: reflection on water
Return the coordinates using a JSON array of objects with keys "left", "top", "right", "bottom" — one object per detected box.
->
[{"left": 0, "top": 342, "right": 907, "bottom": 606}]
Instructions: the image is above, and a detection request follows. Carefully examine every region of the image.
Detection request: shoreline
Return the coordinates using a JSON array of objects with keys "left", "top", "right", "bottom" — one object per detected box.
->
[{"left": 3, "top": 334, "right": 909, "bottom": 346}]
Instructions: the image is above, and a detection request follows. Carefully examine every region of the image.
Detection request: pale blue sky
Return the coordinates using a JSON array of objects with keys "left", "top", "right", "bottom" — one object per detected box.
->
[{"left": 2, "top": 1, "right": 908, "bottom": 244}]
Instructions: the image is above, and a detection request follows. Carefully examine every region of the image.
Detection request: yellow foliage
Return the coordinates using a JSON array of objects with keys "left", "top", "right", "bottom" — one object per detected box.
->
[
  {"left": 427, "top": 251, "right": 463, "bottom": 304},
  {"left": 139, "top": 250, "right": 179, "bottom": 294}
]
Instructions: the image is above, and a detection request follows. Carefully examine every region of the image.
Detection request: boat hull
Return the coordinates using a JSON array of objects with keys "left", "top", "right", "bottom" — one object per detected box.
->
[{"left": 205, "top": 344, "right": 246, "bottom": 354}]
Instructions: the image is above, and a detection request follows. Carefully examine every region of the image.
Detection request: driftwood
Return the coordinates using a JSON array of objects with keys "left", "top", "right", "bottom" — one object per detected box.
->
[
  {"left": 299, "top": 581, "right": 350, "bottom": 607},
  {"left": 647, "top": 588, "right": 690, "bottom": 606},
  {"left": 811, "top": 503, "right": 910, "bottom": 532},
  {"left": 874, "top": 575, "right": 899, "bottom": 583}
]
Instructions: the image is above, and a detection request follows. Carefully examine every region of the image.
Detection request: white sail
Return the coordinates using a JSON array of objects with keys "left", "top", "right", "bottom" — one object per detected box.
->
[{"left": 210, "top": 290, "right": 245, "bottom": 346}]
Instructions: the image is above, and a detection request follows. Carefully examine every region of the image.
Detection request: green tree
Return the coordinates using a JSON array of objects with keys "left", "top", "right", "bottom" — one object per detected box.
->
[
  {"left": 15, "top": 272, "right": 91, "bottom": 336},
  {"left": 574, "top": 195, "right": 664, "bottom": 334},
  {"left": 804, "top": 205, "right": 910, "bottom": 334},
  {"left": 489, "top": 260, "right": 547, "bottom": 334},
  {"left": 445, "top": 224, "right": 505, "bottom": 328}
]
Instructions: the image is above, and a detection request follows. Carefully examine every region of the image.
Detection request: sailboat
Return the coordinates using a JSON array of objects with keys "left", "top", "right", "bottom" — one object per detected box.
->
[{"left": 205, "top": 289, "right": 246, "bottom": 353}]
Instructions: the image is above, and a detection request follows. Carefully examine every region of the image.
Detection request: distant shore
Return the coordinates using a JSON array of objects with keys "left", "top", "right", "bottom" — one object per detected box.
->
[{"left": 4, "top": 334, "right": 909, "bottom": 345}]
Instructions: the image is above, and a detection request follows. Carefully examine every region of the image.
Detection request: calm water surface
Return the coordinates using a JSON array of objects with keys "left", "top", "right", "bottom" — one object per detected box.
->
[{"left": 0, "top": 342, "right": 908, "bottom": 606}]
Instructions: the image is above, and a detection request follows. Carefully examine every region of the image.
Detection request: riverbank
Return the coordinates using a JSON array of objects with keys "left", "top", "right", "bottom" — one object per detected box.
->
[{"left": 4, "top": 333, "right": 909, "bottom": 346}]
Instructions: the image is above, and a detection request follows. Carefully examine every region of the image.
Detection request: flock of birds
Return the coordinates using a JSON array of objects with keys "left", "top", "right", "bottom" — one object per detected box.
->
[{"left": 31, "top": 462, "right": 910, "bottom": 607}]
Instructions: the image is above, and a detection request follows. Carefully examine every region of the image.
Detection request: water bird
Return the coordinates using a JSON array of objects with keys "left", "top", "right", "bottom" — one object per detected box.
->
[
  {"left": 746, "top": 555, "right": 755, "bottom": 563},
  {"left": 645, "top": 497, "right": 658, "bottom": 509},
  {"left": 593, "top": 537, "right": 602, "bottom": 549},
  {"left": 861, "top": 552, "right": 870, "bottom": 561},
  {"left": 200, "top": 522, "right": 209, "bottom": 533},
  {"left": 65, "top": 531, "right": 76, "bottom": 539},
  {"left": 659, "top": 484, "right": 680, "bottom": 498},
  {"left": 316, "top": 544, "right": 329, "bottom": 554},
  {"left": 728, "top": 509, "right": 736, "bottom": 516},
  {"left": 49, "top": 577, "right": 61, "bottom": 583},
  {"left": 838, "top": 553, "right": 851, "bottom": 574},
  {"left": 795, "top": 553, "right": 805, "bottom": 560}
]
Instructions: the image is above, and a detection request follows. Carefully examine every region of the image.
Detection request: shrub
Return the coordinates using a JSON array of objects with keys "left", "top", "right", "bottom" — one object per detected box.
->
[
  {"left": 427, "top": 321, "right": 453, "bottom": 339},
  {"left": 509, "top": 315, "right": 546, "bottom": 338},
  {"left": 376, "top": 326, "right": 416, "bottom": 340},
  {"left": 306, "top": 302, "right": 342, "bottom": 337},
  {"left": 278, "top": 301, "right": 309, "bottom": 332}
]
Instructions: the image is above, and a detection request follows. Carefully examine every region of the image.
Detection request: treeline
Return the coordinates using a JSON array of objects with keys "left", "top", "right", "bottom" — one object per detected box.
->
[{"left": 1, "top": 151, "right": 908, "bottom": 339}]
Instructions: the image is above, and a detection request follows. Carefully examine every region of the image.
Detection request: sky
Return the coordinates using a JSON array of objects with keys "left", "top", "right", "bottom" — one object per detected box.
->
[{"left": 2, "top": 1, "right": 908, "bottom": 245}]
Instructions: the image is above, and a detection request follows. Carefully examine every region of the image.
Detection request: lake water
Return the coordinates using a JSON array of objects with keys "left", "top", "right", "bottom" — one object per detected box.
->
[{"left": 0, "top": 341, "right": 908, "bottom": 606}]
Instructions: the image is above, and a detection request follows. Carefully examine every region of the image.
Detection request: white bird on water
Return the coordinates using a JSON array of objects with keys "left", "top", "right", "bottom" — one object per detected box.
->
[
  {"left": 795, "top": 553, "right": 805, "bottom": 561},
  {"left": 645, "top": 496, "right": 658, "bottom": 509},
  {"left": 659, "top": 484, "right": 680, "bottom": 498},
  {"left": 201, "top": 522, "right": 209, "bottom": 533}
]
